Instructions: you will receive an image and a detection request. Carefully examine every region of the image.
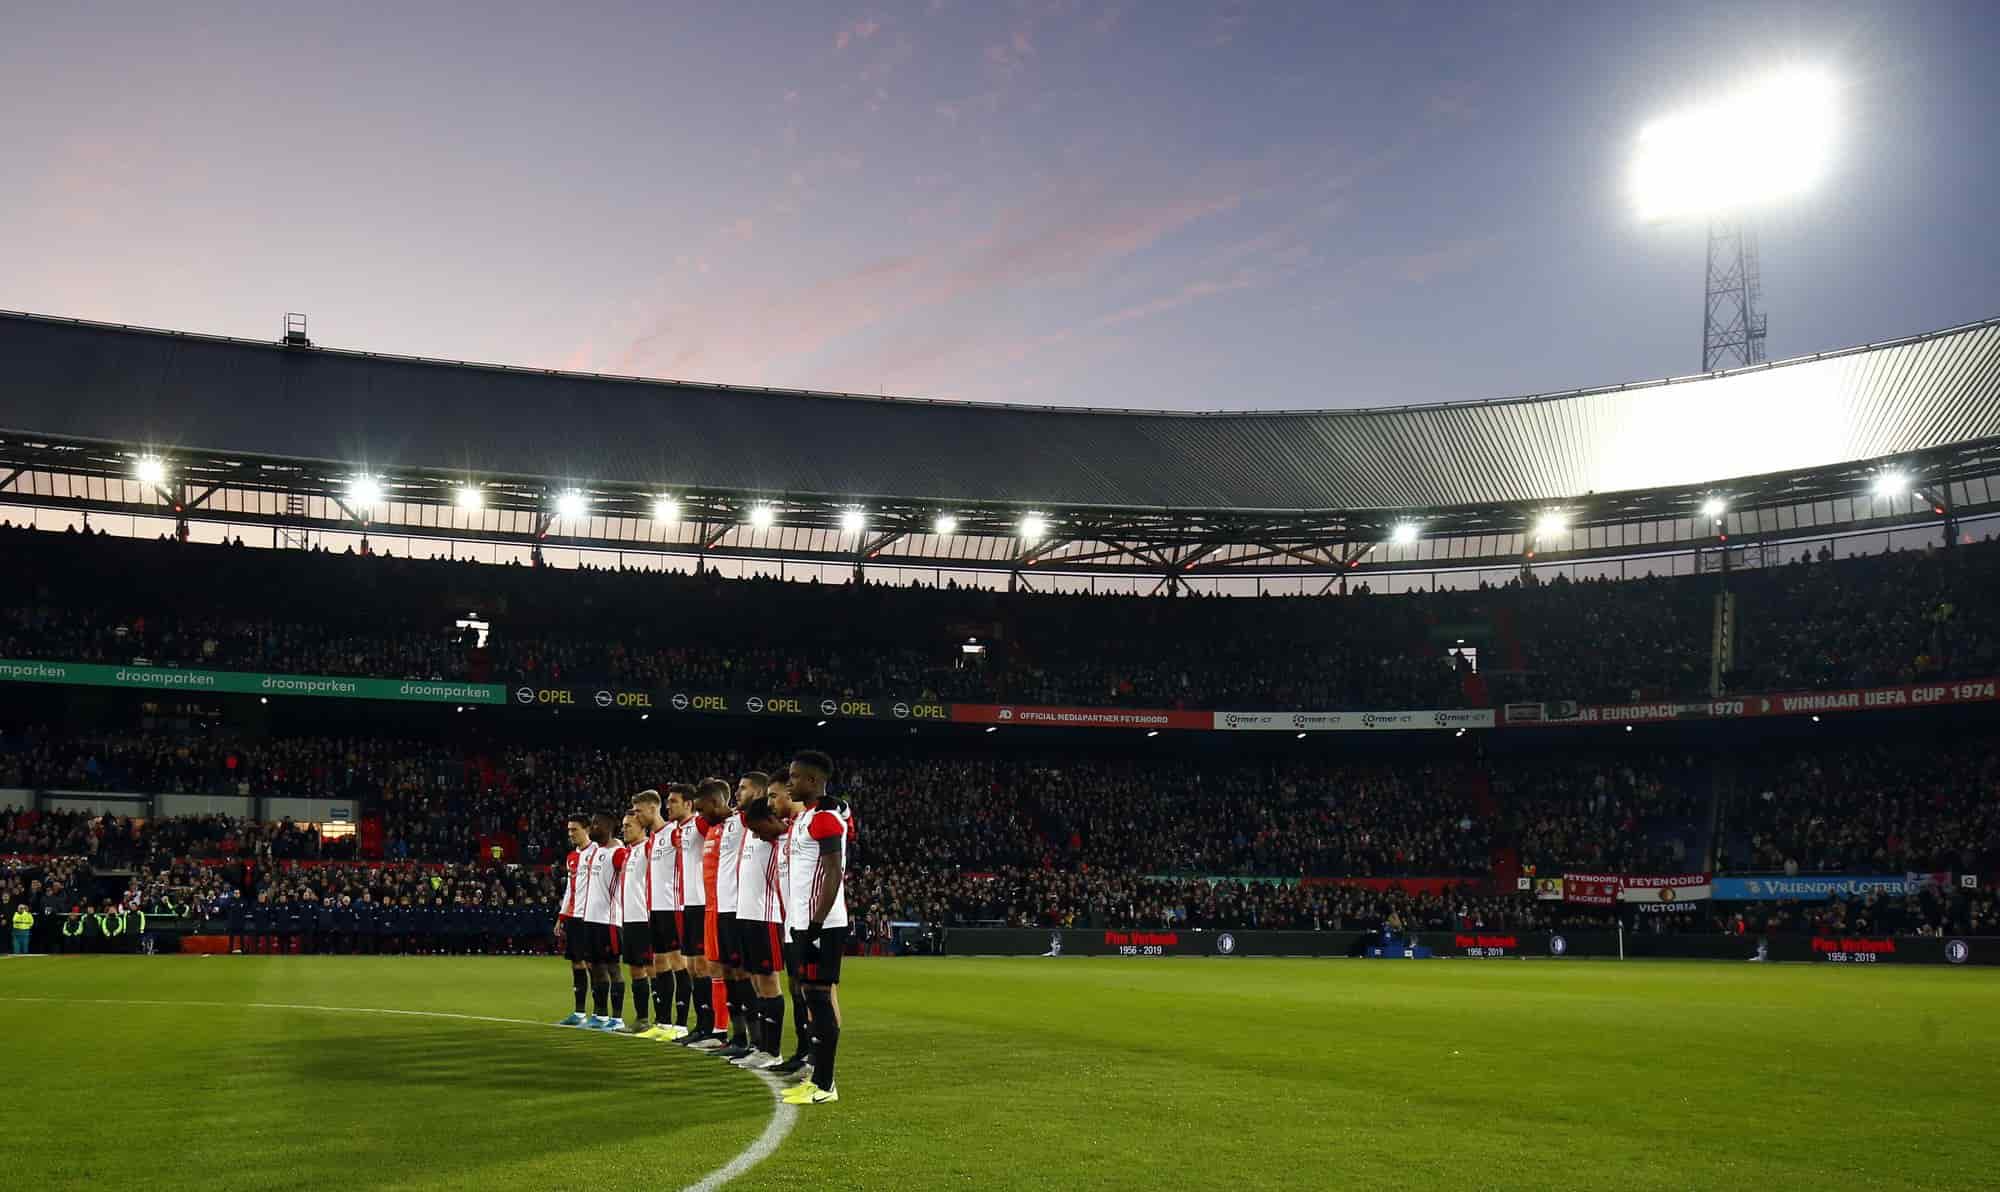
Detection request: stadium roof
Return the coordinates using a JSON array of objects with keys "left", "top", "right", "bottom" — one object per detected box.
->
[{"left": 3, "top": 309, "right": 1998, "bottom": 515}]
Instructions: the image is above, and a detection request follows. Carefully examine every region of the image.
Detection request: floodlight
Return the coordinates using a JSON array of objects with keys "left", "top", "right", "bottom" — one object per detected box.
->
[
  {"left": 1390, "top": 522, "right": 1419, "bottom": 545},
  {"left": 554, "top": 491, "right": 586, "bottom": 519},
  {"left": 347, "top": 476, "right": 383, "bottom": 507},
  {"left": 1701, "top": 497, "right": 1727, "bottom": 519},
  {"left": 840, "top": 509, "right": 867, "bottom": 534},
  {"left": 456, "top": 486, "right": 484, "bottom": 512},
  {"left": 653, "top": 497, "right": 680, "bottom": 522},
  {"left": 1019, "top": 514, "right": 1048, "bottom": 541},
  {"left": 135, "top": 457, "right": 167, "bottom": 487},
  {"left": 933, "top": 514, "right": 959, "bottom": 536},
  {"left": 1873, "top": 471, "right": 1908, "bottom": 499},
  {"left": 748, "top": 504, "right": 776, "bottom": 530},
  {"left": 1631, "top": 68, "right": 1837, "bottom": 222},
  {"left": 1534, "top": 511, "right": 1568, "bottom": 538}
]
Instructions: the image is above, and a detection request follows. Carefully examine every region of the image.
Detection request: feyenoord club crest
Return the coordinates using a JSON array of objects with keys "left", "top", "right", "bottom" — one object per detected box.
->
[
  {"left": 1946, "top": 939, "right": 1970, "bottom": 965},
  {"left": 1660, "top": 886, "right": 1676, "bottom": 903},
  {"left": 1549, "top": 935, "right": 1568, "bottom": 956},
  {"left": 1216, "top": 933, "right": 1237, "bottom": 955}
]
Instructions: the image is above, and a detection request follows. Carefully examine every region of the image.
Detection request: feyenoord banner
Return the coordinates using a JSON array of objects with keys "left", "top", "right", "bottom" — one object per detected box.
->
[
  {"left": 1503, "top": 678, "right": 2000, "bottom": 727},
  {"left": 1618, "top": 874, "right": 1713, "bottom": 904},
  {"left": 1563, "top": 874, "right": 1620, "bottom": 906}
]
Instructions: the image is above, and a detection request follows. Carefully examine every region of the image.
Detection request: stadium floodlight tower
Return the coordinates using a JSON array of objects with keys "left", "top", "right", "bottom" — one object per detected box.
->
[{"left": 1630, "top": 68, "right": 1838, "bottom": 372}]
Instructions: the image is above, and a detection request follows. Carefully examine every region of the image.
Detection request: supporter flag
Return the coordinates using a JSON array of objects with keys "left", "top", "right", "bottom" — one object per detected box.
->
[
  {"left": 1618, "top": 875, "right": 1713, "bottom": 903},
  {"left": 1533, "top": 876, "right": 1564, "bottom": 901},
  {"left": 1905, "top": 871, "right": 1951, "bottom": 892},
  {"left": 1562, "top": 874, "right": 1619, "bottom": 906}
]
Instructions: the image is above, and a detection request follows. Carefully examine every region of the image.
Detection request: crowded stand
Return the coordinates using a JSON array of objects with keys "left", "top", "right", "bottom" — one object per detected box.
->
[
  {"left": 1497, "top": 753, "right": 1707, "bottom": 875},
  {"left": 1724, "top": 736, "right": 2000, "bottom": 875},
  {"left": 5, "top": 522, "right": 1999, "bottom": 714}
]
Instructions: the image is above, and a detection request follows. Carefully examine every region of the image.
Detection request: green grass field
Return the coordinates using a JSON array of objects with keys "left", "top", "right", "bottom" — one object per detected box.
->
[{"left": 2, "top": 955, "right": 1995, "bottom": 1190}]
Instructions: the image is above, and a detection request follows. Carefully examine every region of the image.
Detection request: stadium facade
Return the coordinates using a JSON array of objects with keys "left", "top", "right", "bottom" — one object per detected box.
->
[{"left": 1, "top": 308, "right": 1996, "bottom": 590}]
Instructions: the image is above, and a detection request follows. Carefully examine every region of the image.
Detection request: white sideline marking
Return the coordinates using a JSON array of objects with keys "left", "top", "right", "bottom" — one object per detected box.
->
[{"left": 0, "top": 995, "right": 797, "bottom": 1190}]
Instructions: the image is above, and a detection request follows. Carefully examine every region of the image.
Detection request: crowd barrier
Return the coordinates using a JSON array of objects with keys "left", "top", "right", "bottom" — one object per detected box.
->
[{"left": 936, "top": 928, "right": 2000, "bottom": 965}]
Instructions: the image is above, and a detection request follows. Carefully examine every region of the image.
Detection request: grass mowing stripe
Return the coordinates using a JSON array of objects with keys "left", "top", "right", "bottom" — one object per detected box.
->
[{"left": 0, "top": 989, "right": 790, "bottom": 1191}]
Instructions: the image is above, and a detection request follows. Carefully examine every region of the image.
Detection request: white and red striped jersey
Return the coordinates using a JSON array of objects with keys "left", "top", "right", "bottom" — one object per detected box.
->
[
  {"left": 615, "top": 841, "right": 649, "bottom": 924},
  {"left": 736, "top": 828, "right": 782, "bottom": 924},
  {"left": 645, "top": 824, "right": 677, "bottom": 913},
  {"left": 558, "top": 849, "right": 582, "bottom": 919},
  {"left": 576, "top": 842, "right": 617, "bottom": 925},
  {"left": 678, "top": 813, "right": 707, "bottom": 906},
  {"left": 785, "top": 801, "right": 849, "bottom": 932},
  {"left": 774, "top": 816, "right": 793, "bottom": 912},
  {"left": 715, "top": 812, "right": 748, "bottom": 913}
]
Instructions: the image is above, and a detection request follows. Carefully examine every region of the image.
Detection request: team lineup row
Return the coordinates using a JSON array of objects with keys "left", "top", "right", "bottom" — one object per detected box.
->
[{"left": 553, "top": 750, "right": 848, "bottom": 1106}]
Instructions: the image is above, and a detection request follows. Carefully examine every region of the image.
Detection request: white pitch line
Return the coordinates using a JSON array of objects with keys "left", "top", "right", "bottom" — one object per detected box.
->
[{"left": 0, "top": 995, "right": 797, "bottom": 1190}]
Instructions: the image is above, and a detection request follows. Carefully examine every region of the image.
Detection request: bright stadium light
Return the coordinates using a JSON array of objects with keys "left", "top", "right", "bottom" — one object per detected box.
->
[
  {"left": 1701, "top": 496, "right": 1727, "bottom": 519},
  {"left": 1631, "top": 67, "right": 1838, "bottom": 222},
  {"left": 555, "top": 491, "right": 587, "bottom": 519},
  {"left": 653, "top": 496, "right": 680, "bottom": 523},
  {"left": 456, "top": 486, "right": 484, "bottom": 512},
  {"left": 1019, "top": 513, "right": 1048, "bottom": 541},
  {"left": 748, "top": 504, "right": 776, "bottom": 530},
  {"left": 347, "top": 476, "right": 383, "bottom": 507},
  {"left": 840, "top": 509, "right": 867, "bottom": 534},
  {"left": 1534, "top": 511, "right": 1568, "bottom": 539},
  {"left": 933, "top": 514, "right": 959, "bottom": 536},
  {"left": 134, "top": 456, "right": 167, "bottom": 487},
  {"left": 1390, "top": 522, "right": 1420, "bottom": 545},
  {"left": 1873, "top": 470, "right": 1909, "bottom": 499}
]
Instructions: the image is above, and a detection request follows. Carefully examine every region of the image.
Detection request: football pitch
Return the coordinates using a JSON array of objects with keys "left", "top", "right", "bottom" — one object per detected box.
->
[{"left": 2, "top": 955, "right": 1994, "bottom": 1190}]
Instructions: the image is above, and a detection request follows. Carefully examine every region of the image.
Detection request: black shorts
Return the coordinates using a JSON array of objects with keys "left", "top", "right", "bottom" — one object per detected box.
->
[
  {"left": 561, "top": 917, "right": 588, "bottom": 963},
  {"left": 714, "top": 911, "right": 743, "bottom": 970},
  {"left": 792, "top": 926, "right": 850, "bottom": 985},
  {"left": 620, "top": 921, "right": 655, "bottom": 967},
  {"left": 580, "top": 921, "right": 617, "bottom": 966},
  {"left": 742, "top": 918, "right": 782, "bottom": 976},
  {"left": 680, "top": 906, "right": 706, "bottom": 958},
  {"left": 651, "top": 910, "right": 681, "bottom": 955}
]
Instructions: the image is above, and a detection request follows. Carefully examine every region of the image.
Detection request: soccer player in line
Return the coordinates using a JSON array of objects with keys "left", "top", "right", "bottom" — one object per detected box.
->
[
  {"left": 633, "top": 789, "right": 689, "bottom": 1040},
  {"left": 763, "top": 768, "right": 816, "bottom": 1076},
  {"left": 577, "top": 813, "right": 624, "bottom": 1030},
  {"left": 687, "top": 777, "right": 738, "bottom": 1051},
  {"left": 780, "top": 749, "right": 849, "bottom": 1106},
  {"left": 612, "top": 812, "right": 656, "bottom": 1035},
  {"left": 662, "top": 782, "right": 699, "bottom": 1034},
  {"left": 708, "top": 772, "right": 762, "bottom": 1061},
  {"left": 676, "top": 778, "right": 731, "bottom": 1048},
  {"left": 555, "top": 814, "right": 593, "bottom": 1026},
  {"left": 733, "top": 786, "right": 792, "bottom": 1070}
]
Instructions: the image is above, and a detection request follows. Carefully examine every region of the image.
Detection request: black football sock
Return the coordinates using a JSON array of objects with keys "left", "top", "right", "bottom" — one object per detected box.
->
[
  {"left": 653, "top": 973, "right": 672, "bottom": 1022},
  {"left": 611, "top": 980, "right": 626, "bottom": 1019},
  {"left": 631, "top": 977, "right": 650, "bottom": 1021},
  {"left": 805, "top": 988, "right": 839, "bottom": 1089},
  {"left": 730, "top": 980, "right": 753, "bottom": 1043},
  {"left": 674, "top": 970, "right": 693, "bottom": 1027},
  {"left": 761, "top": 995, "right": 785, "bottom": 1055},
  {"left": 695, "top": 981, "right": 714, "bottom": 1034},
  {"left": 591, "top": 972, "right": 609, "bottom": 1017},
  {"left": 571, "top": 968, "right": 588, "bottom": 1014},
  {"left": 790, "top": 987, "right": 813, "bottom": 1057}
]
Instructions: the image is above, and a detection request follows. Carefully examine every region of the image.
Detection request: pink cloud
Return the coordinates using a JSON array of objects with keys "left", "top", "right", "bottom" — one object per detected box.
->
[
  {"left": 1388, "top": 238, "right": 1500, "bottom": 284},
  {"left": 1094, "top": 270, "right": 1254, "bottom": 329},
  {"left": 834, "top": 16, "right": 881, "bottom": 51},
  {"left": 614, "top": 185, "right": 1243, "bottom": 384}
]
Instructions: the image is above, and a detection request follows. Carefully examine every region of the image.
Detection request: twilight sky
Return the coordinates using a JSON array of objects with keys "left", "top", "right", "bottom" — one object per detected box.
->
[{"left": 2, "top": 1, "right": 1993, "bottom": 411}]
